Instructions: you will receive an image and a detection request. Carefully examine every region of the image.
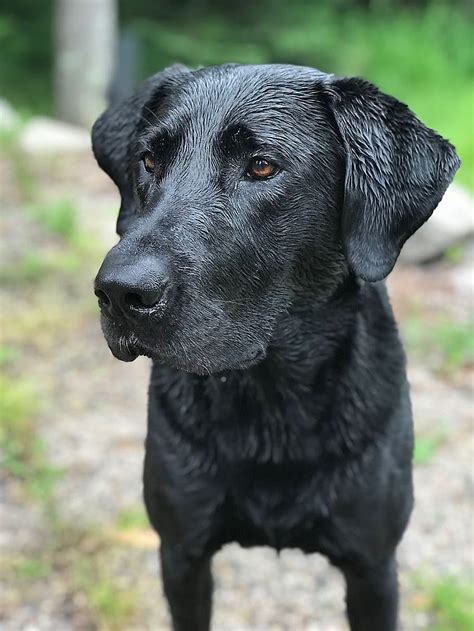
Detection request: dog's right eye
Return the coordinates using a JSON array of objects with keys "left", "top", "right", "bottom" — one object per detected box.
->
[
  {"left": 143, "top": 153, "right": 156, "bottom": 173},
  {"left": 246, "top": 157, "right": 279, "bottom": 180}
]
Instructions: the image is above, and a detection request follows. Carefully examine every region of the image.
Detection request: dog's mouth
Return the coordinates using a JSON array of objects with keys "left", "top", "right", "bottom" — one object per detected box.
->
[
  {"left": 101, "top": 315, "right": 267, "bottom": 374},
  {"left": 108, "top": 335, "right": 140, "bottom": 362},
  {"left": 100, "top": 316, "right": 154, "bottom": 363}
]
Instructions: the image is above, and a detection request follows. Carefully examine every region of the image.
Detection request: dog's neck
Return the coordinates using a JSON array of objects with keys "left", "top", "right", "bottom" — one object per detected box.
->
[
  {"left": 149, "top": 274, "right": 404, "bottom": 464},
  {"left": 150, "top": 274, "right": 384, "bottom": 419},
  {"left": 261, "top": 274, "right": 361, "bottom": 385}
]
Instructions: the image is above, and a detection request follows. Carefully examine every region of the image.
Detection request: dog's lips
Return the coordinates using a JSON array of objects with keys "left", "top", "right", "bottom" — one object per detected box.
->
[
  {"left": 100, "top": 309, "right": 268, "bottom": 371},
  {"left": 101, "top": 321, "right": 143, "bottom": 363},
  {"left": 108, "top": 340, "right": 139, "bottom": 362},
  {"left": 107, "top": 329, "right": 165, "bottom": 363}
]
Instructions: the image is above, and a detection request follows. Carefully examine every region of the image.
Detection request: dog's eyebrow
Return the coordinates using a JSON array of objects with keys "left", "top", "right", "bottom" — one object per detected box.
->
[
  {"left": 219, "top": 122, "right": 295, "bottom": 165},
  {"left": 137, "top": 127, "right": 177, "bottom": 154},
  {"left": 219, "top": 123, "right": 255, "bottom": 148},
  {"left": 220, "top": 122, "right": 284, "bottom": 151}
]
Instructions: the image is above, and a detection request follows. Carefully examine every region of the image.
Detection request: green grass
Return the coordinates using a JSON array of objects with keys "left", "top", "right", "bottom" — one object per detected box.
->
[
  {"left": 116, "top": 505, "right": 150, "bottom": 531},
  {"left": 2, "top": 140, "right": 37, "bottom": 199},
  {"left": 0, "top": 124, "right": 22, "bottom": 151},
  {"left": 3, "top": 527, "right": 141, "bottom": 630},
  {"left": 413, "top": 576, "right": 474, "bottom": 631},
  {"left": 73, "top": 546, "right": 139, "bottom": 629},
  {"left": 0, "top": 375, "right": 62, "bottom": 501},
  {"left": 0, "top": 344, "right": 19, "bottom": 366},
  {"left": 11, "top": 557, "right": 53, "bottom": 581},
  {"left": 404, "top": 313, "right": 474, "bottom": 376},
  {"left": 443, "top": 244, "right": 468, "bottom": 266},
  {"left": 25, "top": 199, "right": 78, "bottom": 242},
  {"left": 414, "top": 431, "right": 447, "bottom": 465},
  {"left": 0, "top": 250, "right": 82, "bottom": 285}
]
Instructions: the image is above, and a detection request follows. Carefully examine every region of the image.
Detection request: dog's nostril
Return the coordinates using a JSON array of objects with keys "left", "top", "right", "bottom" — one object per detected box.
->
[
  {"left": 125, "top": 291, "right": 161, "bottom": 309},
  {"left": 125, "top": 292, "right": 146, "bottom": 309},
  {"left": 95, "top": 289, "right": 110, "bottom": 307}
]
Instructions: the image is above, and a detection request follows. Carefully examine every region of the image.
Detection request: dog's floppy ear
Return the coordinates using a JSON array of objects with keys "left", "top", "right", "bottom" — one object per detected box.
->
[
  {"left": 323, "top": 77, "right": 460, "bottom": 281},
  {"left": 92, "top": 64, "right": 189, "bottom": 234}
]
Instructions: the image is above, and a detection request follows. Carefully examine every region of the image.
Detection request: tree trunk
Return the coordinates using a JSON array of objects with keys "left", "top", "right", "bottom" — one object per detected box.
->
[{"left": 54, "top": 0, "right": 117, "bottom": 128}]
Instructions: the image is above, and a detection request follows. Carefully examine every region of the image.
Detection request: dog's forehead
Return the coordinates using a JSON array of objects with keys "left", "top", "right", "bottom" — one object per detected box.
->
[{"left": 157, "top": 64, "right": 329, "bottom": 135}]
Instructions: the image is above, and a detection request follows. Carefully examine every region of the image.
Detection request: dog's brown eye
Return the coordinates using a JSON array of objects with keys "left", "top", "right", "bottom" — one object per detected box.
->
[
  {"left": 143, "top": 152, "right": 156, "bottom": 173},
  {"left": 247, "top": 158, "right": 278, "bottom": 180}
]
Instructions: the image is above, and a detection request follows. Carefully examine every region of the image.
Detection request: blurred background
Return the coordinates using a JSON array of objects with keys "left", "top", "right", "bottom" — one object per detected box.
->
[{"left": 0, "top": 1, "right": 472, "bottom": 629}]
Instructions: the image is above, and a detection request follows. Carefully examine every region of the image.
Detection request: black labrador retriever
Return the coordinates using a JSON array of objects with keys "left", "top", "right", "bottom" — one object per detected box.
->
[{"left": 92, "top": 64, "right": 459, "bottom": 631}]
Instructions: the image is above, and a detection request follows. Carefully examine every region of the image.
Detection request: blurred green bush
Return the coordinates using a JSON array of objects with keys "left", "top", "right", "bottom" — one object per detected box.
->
[{"left": 0, "top": 0, "right": 472, "bottom": 186}]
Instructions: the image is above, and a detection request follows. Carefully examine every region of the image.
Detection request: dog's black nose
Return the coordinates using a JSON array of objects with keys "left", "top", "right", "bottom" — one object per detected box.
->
[
  {"left": 94, "top": 252, "right": 169, "bottom": 317},
  {"left": 95, "top": 282, "right": 166, "bottom": 313}
]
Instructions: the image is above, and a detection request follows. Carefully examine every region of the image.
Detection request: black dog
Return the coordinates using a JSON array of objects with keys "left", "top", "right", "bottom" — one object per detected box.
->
[{"left": 92, "top": 64, "right": 459, "bottom": 631}]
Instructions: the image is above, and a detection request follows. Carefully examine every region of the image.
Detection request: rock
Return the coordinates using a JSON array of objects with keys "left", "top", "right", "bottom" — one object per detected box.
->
[
  {"left": 0, "top": 99, "right": 20, "bottom": 132},
  {"left": 400, "top": 183, "right": 474, "bottom": 263},
  {"left": 18, "top": 117, "right": 91, "bottom": 155}
]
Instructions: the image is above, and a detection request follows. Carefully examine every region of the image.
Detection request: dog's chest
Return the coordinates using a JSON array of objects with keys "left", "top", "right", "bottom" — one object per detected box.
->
[{"left": 216, "top": 460, "right": 337, "bottom": 552}]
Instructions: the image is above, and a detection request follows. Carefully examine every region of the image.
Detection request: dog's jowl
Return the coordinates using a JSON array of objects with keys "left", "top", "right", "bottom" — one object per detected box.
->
[{"left": 92, "top": 64, "right": 459, "bottom": 631}]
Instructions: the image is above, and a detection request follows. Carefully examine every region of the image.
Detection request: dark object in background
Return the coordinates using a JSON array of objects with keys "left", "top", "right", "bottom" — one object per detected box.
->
[{"left": 92, "top": 64, "right": 459, "bottom": 631}]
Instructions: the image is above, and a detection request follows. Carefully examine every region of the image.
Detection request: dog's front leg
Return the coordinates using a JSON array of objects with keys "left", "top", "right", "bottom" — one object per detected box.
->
[
  {"left": 160, "top": 543, "right": 213, "bottom": 631},
  {"left": 342, "top": 556, "right": 399, "bottom": 631}
]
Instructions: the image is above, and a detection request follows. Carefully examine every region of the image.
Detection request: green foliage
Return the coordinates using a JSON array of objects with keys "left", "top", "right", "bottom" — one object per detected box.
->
[
  {"left": 0, "top": 251, "right": 81, "bottom": 285},
  {"left": 25, "top": 199, "right": 78, "bottom": 241},
  {"left": 0, "top": 2, "right": 471, "bottom": 185},
  {"left": 2, "top": 139, "right": 37, "bottom": 199},
  {"left": 11, "top": 557, "right": 52, "bottom": 580},
  {"left": 0, "top": 124, "right": 21, "bottom": 150},
  {"left": 430, "top": 579, "right": 474, "bottom": 630},
  {"left": 116, "top": 505, "right": 150, "bottom": 531},
  {"left": 432, "top": 320, "right": 474, "bottom": 373},
  {"left": 0, "top": 344, "right": 19, "bottom": 366},
  {"left": 413, "top": 431, "right": 447, "bottom": 465},
  {"left": 0, "top": 375, "right": 61, "bottom": 501},
  {"left": 443, "top": 244, "right": 467, "bottom": 265},
  {"left": 131, "top": 4, "right": 474, "bottom": 190},
  {"left": 404, "top": 313, "right": 474, "bottom": 376},
  {"left": 414, "top": 576, "right": 474, "bottom": 631},
  {"left": 0, "top": 6, "right": 53, "bottom": 115},
  {"left": 74, "top": 552, "right": 138, "bottom": 629},
  {"left": 1, "top": 252, "right": 61, "bottom": 285}
]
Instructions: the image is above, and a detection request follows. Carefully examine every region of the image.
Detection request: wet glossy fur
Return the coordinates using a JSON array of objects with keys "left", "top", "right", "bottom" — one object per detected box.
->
[{"left": 92, "top": 64, "right": 459, "bottom": 631}]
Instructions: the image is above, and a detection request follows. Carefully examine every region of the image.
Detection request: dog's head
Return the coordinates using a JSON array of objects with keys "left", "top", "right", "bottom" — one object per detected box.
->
[{"left": 93, "top": 64, "right": 459, "bottom": 373}]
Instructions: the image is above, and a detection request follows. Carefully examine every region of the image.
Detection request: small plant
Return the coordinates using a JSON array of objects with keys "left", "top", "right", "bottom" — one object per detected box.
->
[
  {"left": 413, "top": 432, "right": 447, "bottom": 465},
  {"left": 11, "top": 557, "right": 52, "bottom": 581},
  {"left": 25, "top": 199, "right": 78, "bottom": 241},
  {"left": 0, "top": 252, "right": 51, "bottom": 284},
  {"left": 0, "top": 375, "right": 61, "bottom": 501},
  {"left": 0, "top": 125, "right": 21, "bottom": 151},
  {"left": 0, "top": 251, "right": 81, "bottom": 285},
  {"left": 0, "top": 344, "right": 18, "bottom": 366},
  {"left": 403, "top": 313, "right": 474, "bottom": 377},
  {"left": 443, "top": 244, "right": 467, "bottom": 266},
  {"left": 431, "top": 320, "right": 474, "bottom": 374},
  {"left": 0, "top": 124, "right": 38, "bottom": 199},
  {"left": 412, "top": 575, "right": 474, "bottom": 631},
  {"left": 116, "top": 505, "right": 150, "bottom": 531},
  {"left": 73, "top": 546, "right": 139, "bottom": 629}
]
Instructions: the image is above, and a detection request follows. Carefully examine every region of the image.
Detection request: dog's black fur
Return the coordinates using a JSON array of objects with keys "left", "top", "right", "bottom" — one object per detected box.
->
[{"left": 92, "top": 64, "right": 459, "bottom": 631}]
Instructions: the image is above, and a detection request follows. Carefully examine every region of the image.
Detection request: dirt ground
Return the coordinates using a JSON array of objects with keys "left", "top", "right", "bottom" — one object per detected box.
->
[{"left": 0, "top": 146, "right": 473, "bottom": 630}]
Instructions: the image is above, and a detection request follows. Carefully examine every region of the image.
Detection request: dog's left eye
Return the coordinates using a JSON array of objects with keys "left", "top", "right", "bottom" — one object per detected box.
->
[
  {"left": 143, "top": 152, "right": 156, "bottom": 173},
  {"left": 246, "top": 158, "right": 278, "bottom": 180}
]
